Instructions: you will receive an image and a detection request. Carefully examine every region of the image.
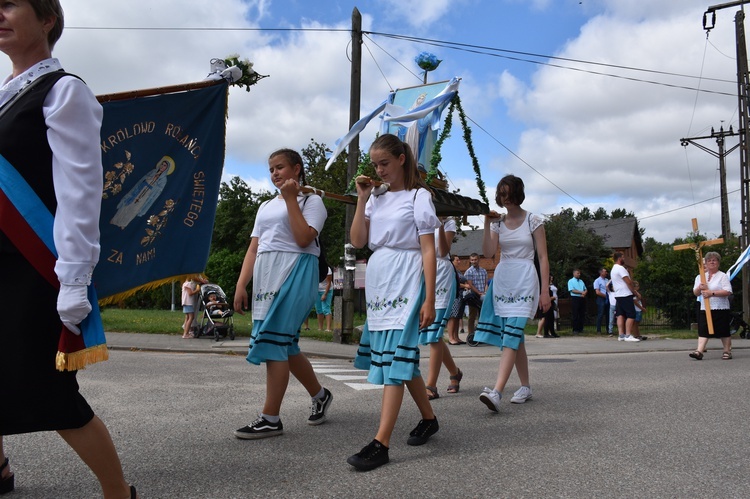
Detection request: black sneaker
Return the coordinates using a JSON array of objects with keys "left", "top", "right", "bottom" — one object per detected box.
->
[
  {"left": 406, "top": 417, "right": 439, "bottom": 446},
  {"left": 234, "top": 416, "right": 283, "bottom": 439},
  {"left": 347, "top": 439, "right": 389, "bottom": 471},
  {"left": 307, "top": 388, "right": 333, "bottom": 425}
]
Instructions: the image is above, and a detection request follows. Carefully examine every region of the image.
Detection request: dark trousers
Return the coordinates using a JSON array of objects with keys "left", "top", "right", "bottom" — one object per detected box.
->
[
  {"left": 595, "top": 298, "right": 609, "bottom": 332},
  {"left": 543, "top": 307, "right": 556, "bottom": 335},
  {"left": 571, "top": 296, "right": 585, "bottom": 332}
]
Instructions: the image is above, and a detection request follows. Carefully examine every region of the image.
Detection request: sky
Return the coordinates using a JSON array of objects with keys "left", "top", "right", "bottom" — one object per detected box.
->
[{"left": 4, "top": 0, "right": 748, "bottom": 243}]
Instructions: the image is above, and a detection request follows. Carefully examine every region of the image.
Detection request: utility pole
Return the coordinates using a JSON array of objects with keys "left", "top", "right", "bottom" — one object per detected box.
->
[
  {"left": 680, "top": 125, "right": 740, "bottom": 239},
  {"left": 336, "top": 7, "right": 362, "bottom": 344},
  {"left": 704, "top": 0, "right": 750, "bottom": 323}
]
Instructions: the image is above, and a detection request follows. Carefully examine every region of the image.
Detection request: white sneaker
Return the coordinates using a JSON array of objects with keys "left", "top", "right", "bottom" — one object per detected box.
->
[
  {"left": 479, "top": 387, "right": 502, "bottom": 412},
  {"left": 623, "top": 335, "right": 641, "bottom": 342},
  {"left": 618, "top": 335, "right": 626, "bottom": 341},
  {"left": 510, "top": 386, "right": 533, "bottom": 404}
]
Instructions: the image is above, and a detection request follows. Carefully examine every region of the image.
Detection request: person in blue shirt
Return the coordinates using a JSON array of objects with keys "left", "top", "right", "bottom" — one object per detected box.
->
[
  {"left": 593, "top": 268, "right": 609, "bottom": 334},
  {"left": 567, "top": 269, "right": 587, "bottom": 334}
]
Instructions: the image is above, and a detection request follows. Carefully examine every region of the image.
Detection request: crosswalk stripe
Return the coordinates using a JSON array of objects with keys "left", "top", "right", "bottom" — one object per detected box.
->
[
  {"left": 311, "top": 360, "right": 382, "bottom": 390},
  {"left": 313, "top": 368, "right": 364, "bottom": 374},
  {"left": 346, "top": 382, "right": 383, "bottom": 391},
  {"left": 328, "top": 374, "right": 370, "bottom": 381}
]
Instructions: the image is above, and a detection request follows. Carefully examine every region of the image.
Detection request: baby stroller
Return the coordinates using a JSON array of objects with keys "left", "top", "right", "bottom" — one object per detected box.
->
[{"left": 194, "top": 283, "right": 235, "bottom": 341}]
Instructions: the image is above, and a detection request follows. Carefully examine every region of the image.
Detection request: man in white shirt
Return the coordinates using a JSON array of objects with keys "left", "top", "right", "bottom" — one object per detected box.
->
[{"left": 610, "top": 252, "right": 640, "bottom": 342}]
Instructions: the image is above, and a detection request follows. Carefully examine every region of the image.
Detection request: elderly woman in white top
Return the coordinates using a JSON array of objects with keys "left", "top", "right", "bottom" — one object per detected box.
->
[{"left": 689, "top": 251, "right": 734, "bottom": 360}]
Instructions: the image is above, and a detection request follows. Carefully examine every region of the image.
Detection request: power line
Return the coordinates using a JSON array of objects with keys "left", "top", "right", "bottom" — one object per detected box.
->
[
  {"left": 639, "top": 189, "right": 739, "bottom": 220},
  {"left": 368, "top": 31, "right": 736, "bottom": 85},
  {"left": 68, "top": 26, "right": 350, "bottom": 33},
  {"left": 68, "top": 25, "right": 735, "bottom": 94},
  {"left": 372, "top": 32, "right": 737, "bottom": 97}
]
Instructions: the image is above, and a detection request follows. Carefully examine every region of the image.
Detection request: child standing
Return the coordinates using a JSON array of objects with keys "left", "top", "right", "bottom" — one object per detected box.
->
[
  {"left": 474, "top": 175, "right": 551, "bottom": 411},
  {"left": 181, "top": 277, "right": 201, "bottom": 338},
  {"left": 348, "top": 134, "right": 440, "bottom": 471},
  {"left": 233, "top": 149, "right": 333, "bottom": 439}
]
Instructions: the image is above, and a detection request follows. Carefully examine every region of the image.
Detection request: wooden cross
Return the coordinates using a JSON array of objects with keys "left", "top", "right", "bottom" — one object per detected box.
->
[{"left": 673, "top": 218, "right": 724, "bottom": 335}]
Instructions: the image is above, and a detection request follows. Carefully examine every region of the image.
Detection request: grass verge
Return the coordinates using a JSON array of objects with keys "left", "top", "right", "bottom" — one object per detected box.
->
[{"left": 100, "top": 307, "right": 367, "bottom": 341}]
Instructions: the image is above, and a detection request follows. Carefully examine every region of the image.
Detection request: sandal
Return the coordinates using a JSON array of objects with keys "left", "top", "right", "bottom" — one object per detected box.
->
[
  {"left": 447, "top": 369, "right": 463, "bottom": 394},
  {"left": 426, "top": 386, "right": 439, "bottom": 400},
  {"left": 0, "top": 457, "right": 14, "bottom": 494},
  {"left": 722, "top": 352, "right": 732, "bottom": 360},
  {"left": 689, "top": 350, "right": 703, "bottom": 360}
]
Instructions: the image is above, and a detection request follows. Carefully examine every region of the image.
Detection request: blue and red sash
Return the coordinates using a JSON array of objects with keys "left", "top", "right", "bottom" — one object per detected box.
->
[{"left": 0, "top": 153, "right": 107, "bottom": 371}]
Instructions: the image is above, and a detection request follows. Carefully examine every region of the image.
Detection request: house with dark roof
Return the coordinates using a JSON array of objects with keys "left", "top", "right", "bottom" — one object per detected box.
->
[
  {"left": 581, "top": 217, "right": 643, "bottom": 267},
  {"left": 449, "top": 216, "right": 644, "bottom": 275}
]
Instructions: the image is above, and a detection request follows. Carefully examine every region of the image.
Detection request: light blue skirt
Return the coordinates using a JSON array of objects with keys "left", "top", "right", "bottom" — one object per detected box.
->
[
  {"left": 473, "top": 285, "right": 527, "bottom": 350},
  {"left": 246, "top": 254, "right": 317, "bottom": 365},
  {"left": 418, "top": 273, "right": 456, "bottom": 345},
  {"left": 354, "top": 277, "right": 425, "bottom": 385}
]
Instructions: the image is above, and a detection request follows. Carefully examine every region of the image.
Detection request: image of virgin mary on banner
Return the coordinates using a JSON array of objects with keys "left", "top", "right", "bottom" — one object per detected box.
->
[
  {"left": 94, "top": 82, "right": 228, "bottom": 301},
  {"left": 324, "top": 77, "right": 459, "bottom": 171},
  {"left": 386, "top": 80, "right": 451, "bottom": 170}
]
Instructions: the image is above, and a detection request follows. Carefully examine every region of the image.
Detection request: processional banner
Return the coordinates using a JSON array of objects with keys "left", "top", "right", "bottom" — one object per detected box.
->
[
  {"left": 386, "top": 80, "right": 451, "bottom": 169},
  {"left": 93, "top": 83, "right": 228, "bottom": 301}
]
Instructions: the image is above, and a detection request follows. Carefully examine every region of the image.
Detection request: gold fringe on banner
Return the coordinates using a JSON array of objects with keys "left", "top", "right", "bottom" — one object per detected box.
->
[
  {"left": 98, "top": 274, "right": 208, "bottom": 306},
  {"left": 56, "top": 344, "right": 110, "bottom": 372}
]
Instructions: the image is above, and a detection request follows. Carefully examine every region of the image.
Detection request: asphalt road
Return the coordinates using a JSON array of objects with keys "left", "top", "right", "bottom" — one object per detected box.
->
[{"left": 4, "top": 346, "right": 750, "bottom": 498}]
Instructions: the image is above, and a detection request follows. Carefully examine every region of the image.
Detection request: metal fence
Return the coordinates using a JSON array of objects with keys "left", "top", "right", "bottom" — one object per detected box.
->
[{"left": 555, "top": 294, "right": 728, "bottom": 332}]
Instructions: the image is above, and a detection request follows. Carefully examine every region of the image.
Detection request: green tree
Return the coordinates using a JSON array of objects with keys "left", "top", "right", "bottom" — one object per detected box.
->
[
  {"left": 205, "top": 177, "right": 274, "bottom": 296},
  {"left": 212, "top": 176, "right": 273, "bottom": 255},
  {"left": 593, "top": 207, "right": 609, "bottom": 220},
  {"left": 575, "top": 207, "right": 592, "bottom": 221},
  {"left": 544, "top": 208, "right": 611, "bottom": 297},
  {"left": 635, "top": 235, "right": 743, "bottom": 328},
  {"left": 302, "top": 140, "right": 349, "bottom": 268},
  {"left": 302, "top": 139, "right": 375, "bottom": 265}
]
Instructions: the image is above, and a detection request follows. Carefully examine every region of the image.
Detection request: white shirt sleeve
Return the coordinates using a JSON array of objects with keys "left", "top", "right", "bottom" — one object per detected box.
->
[
  {"left": 414, "top": 188, "right": 440, "bottom": 236},
  {"left": 46, "top": 76, "right": 103, "bottom": 285}
]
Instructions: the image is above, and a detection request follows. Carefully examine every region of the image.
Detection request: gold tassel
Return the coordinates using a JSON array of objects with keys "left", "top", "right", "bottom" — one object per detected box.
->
[
  {"left": 55, "top": 344, "right": 110, "bottom": 372},
  {"left": 98, "top": 273, "right": 208, "bottom": 306}
]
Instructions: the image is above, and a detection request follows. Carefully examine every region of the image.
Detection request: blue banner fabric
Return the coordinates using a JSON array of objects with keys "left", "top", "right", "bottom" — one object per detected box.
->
[{"left": 94, "top": 83, "right": 228, "bottom": 299}]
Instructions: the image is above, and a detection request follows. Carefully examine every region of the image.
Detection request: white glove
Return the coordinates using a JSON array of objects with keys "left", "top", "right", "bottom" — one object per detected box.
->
[{"left": 58, "top": 284, "right": 91, "bottom": 335}]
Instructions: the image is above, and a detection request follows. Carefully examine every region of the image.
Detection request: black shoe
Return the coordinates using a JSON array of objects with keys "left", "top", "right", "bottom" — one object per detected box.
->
[
  {"left": 347, "top": 439, "right": 389, "bottom": 471},
  {"left": 234, "top": 416, "right": 283, "bottom": 439},
  {"left": 308, "top": 388, "right": 333, "bottom": 425},
  {"left": 550, "top": 332, "right": 560, "bottom": 338},
  {"left": 407, "top": 417, "right": 439, "bottom": 446},
  {"left": 0, "top": 458, "right": 14, "bottom": 494}
]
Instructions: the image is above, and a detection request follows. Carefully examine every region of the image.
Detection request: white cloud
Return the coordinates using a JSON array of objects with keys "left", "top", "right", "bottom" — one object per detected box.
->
[{"left": 494, "top": 1, "right": 743, "bottom": 241}]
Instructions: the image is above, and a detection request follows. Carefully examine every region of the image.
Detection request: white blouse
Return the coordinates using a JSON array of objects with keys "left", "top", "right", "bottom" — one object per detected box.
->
[
  {"left": 694, "top": 270, "right": 733, "bottom": 311},
  {"left": 365, "top": 188, "right": 439, "bottom": 251},
  {"left": 2, "top": 58, "right": 102, "bottom": 286},
  {"left": 251, "top": 194, "right": 327, "bottom": 256}
]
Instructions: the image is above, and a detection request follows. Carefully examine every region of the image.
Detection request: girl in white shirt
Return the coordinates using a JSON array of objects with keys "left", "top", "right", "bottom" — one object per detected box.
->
[
  {"left": 233, "top": 149, "right": 332, "bottom": 439},
  {"left": 348, "top": 134, "right": 440, "bottom": 471},
  {"left": 419, "top": 217, "right": 463, "bottom": 399},
  {"left": 476, "top": 175, "right": 551, "bottom": 411}
]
